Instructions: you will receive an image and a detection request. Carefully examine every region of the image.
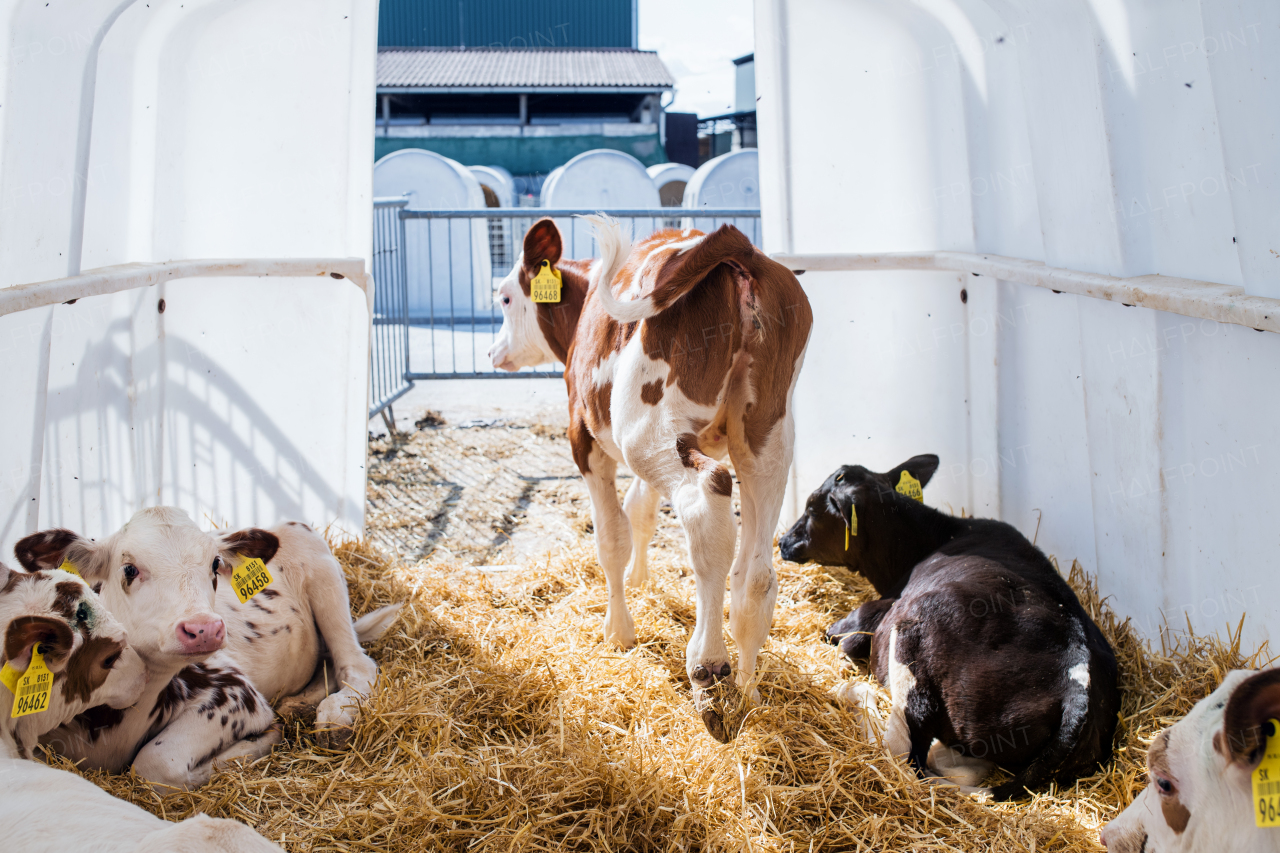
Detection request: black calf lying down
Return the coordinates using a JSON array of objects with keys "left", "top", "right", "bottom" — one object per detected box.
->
[{"left": 779, "top": 454, "right": 1120, "bottom": 801}]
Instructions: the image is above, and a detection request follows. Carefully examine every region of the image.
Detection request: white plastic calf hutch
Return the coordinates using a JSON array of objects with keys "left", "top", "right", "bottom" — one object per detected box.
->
[
  {"left": 373, "top": 149, "right": 492, "bottom": 320},
  {"left": 683, "top": 149, "right": 761, "bottom": 243},
  {"left": 647, "top": 162, "right": 696, "bottom": 207},
  {"left": 0, "top": 1, "right": 376, "bottom": 560},
  {"left": 540, "top": 148, "right": 662, "bottom": 255},
  {"left": 757, "top": 0, "right": 1280, "bottom": 652}
]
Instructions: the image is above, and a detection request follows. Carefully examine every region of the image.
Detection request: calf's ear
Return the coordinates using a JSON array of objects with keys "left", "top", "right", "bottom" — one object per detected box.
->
[
  {"left": 1221, "top": 668, "right": 1280, "bottom": 767},
  {"left": 218, "top": 528, "right": 280, "bottom": 570},
  {"left": 13, "top": 528, "right": 109, "bottom": 583},
  {"left": 522, "top": 218, "right": 562, "bottom": 274},
  {"left": 4, "top": 615, "right": 77, "bottom": 672},
  {"left": 886, "top": 454, "right": 940, "bottom": 489}
]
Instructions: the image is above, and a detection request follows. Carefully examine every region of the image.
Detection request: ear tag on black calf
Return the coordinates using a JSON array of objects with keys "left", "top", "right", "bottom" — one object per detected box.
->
[
  {"left": 231, "top": 557, "right": 274, "bottom": 605},
  {"left": 1255, "top": 718, "right": 1280, "bottom": 827},
  {"left": 845, "top": 505, "right": 857, "bottom": 550},
  {"left": 531, "top": 260, "right": 562, "bottom": 303},
  {"left": 8, "top": 645, "right": 53, "bottom": 718},
  {"left": 896, "top": 470, "right": 924, "bottom": 502}
]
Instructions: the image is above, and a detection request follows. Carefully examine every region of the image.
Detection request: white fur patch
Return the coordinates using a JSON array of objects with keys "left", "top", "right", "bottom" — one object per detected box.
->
[{"left": 1068, "top": 661, "right": 1090, "bottom": 689}]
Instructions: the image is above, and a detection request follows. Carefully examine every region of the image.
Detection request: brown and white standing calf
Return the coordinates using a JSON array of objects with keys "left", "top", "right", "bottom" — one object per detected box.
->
[
  {"left": 1102, "top": 668, "right": 1280, "bottom": 853},
  {"left": 16, "top": 508, "right": 399, "bottom": 790},
  {"left": 0, "top": 561, "right": 147, "bottom": 759},
  {"left": 488, "top": 216, "right": 812, "bottom": 741}
]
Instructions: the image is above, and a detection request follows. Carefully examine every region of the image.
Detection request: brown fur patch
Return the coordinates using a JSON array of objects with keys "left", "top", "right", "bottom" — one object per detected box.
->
[
  {"left": 640, "top": 379, "right": 664, "bottom": 405},
  {"left": 52, "top": 580, "right": 82, "bottom": 620},
  {"left": 675, "top": 433, "right": 733, "bottom": 497},
  {"left": 61, "top": 635, "right": 124, "bottom": 704},
  {"left": 1148, "top": 731, "right": 1192, "bottom": 833}
]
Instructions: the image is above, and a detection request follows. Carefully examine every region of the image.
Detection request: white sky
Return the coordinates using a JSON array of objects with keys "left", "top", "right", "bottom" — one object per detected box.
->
[{"left": 637, "top": 0, "right": 755, "bottom": 118}]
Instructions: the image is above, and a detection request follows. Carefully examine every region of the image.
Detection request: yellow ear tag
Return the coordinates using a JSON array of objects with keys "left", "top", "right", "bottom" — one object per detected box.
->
[
  {"left": 57, "top": 558, "right": 81, "bottom": 578},
  {"left": 896, "top": 470, "right": 924, "bottom": 502},
  {"left": 0, "top": 662, "right": 18, "bottom": 695},
  {"left": 1254, "top": 718, "right": 1280, "bottom": 827},
  {"left": 230, "top": 557, "right": 274, "bottom": 605},
  {"left": 531, "top": 260, "right": 562, "bottom": 303},
  {"left": 10, "top": 645, "right": 53, "bottom": 718},
  {"left": 845, "top": 505, "right": 857, "bottom": 550}
]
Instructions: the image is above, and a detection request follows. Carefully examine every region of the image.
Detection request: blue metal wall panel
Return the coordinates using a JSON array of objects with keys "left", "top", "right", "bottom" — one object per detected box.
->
[{"left": 379, "top": 0, "right": 634, "bottom": 48}]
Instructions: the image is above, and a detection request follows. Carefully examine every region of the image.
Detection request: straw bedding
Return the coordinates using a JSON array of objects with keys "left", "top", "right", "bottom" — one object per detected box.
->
[{"left": 54, "top": 420, "right": 1274, "bottom": 852}]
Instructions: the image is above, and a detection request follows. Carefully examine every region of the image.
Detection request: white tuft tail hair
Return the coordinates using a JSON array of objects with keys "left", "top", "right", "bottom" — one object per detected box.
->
[
  {"left": 352, "top": 603, "right": 403, "bottom": 644},
  {"left": 580, "top": 213, "right": 654, "bottom": 323}
]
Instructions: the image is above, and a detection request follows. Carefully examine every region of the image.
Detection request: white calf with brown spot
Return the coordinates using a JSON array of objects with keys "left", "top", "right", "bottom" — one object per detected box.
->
[
  {"left": 489, "top": 215, "right": 812, "bottom": 741},
  {"left": 16, "top": 509, "right": 399, "bottom": 790},
  {"left": 0, "top": 562, "right": 147, "bottom": 760},
  {"left": 1102, "top": 668, "right": 1280, "bottom": 853}
]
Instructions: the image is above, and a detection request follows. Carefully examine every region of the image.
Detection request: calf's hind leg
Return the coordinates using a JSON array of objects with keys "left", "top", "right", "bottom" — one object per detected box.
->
[
  {"left": 643, "top": 434, "right": 738, "bottom": 741},
  {"left": 623, "top": 476, "right": 660, "bottom": 588}
]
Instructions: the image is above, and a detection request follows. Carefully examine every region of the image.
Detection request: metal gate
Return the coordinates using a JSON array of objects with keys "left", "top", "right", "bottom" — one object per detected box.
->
[{"left": 368, "top": 207, "right": 762, "bottom": 414}]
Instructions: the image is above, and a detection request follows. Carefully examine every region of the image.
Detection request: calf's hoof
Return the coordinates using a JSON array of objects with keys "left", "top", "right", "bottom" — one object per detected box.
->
[
  {"left": 623, "top": 565, "right": 649, "bottom": 589},
  {"left": 315, "top": 724, "right": 354, "bottom": 750},
  {"left": 691, "top": 664, "right": 747, "bottom": 744},
  {"left": 602, "top": 611, "right": 636, "bottom": 650}
]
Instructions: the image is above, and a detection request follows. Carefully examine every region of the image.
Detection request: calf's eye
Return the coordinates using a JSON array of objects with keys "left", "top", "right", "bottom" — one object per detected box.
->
[
  {"left": 101, "top": 651, "right": 121, "bottom": 670},
  {"left": 76, "top": 601, "right": 91, "bottom": 623},
  {"left": 502, "top": 295, "right": 511, "bottom": 306},
  {"left": 122, "top": 564, "right": 139, "bottom": 584},
  {"left": 1155, "top": 776, "right": 1175, "bottom": 795},
  {"left": 211, "top": 556, "right": 221, "bottom": 572}
]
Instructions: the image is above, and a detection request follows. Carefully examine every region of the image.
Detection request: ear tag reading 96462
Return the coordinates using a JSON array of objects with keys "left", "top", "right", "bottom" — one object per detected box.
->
[
  {"left": 8, "top": 645, "right": 53, "bottom": 718},
  {"left": 896, "top": 470, "right": 924, "bottom": 502},
  {"left": 844, "top": 505, "right": 857, "bottom": 550},
  {"left": 231, "top": 557, "right": 274, "bottom": 605},
  {"left": 531, "top": 260, "right": 562, "bottom": 303},
  {"left": 57, "top": 558, "right": 81, "bottom": 578},
  {"left": 1255, "top": 718, "right": 1280, "bottom": 827}
]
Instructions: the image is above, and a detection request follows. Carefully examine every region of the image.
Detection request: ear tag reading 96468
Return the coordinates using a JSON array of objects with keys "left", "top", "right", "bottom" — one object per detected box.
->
[
  {"left": 57, "top": 558, "right": 81, "bottom": 578},
  {"left": 845, "top": 505, "right": 857, "bottom": 550},
  {"left": 231, "top": 557, "right": 274, "bottom": 605},
  {"left": 896, "top": 470, "right": 924, "bottom": 502},
  {"left": 531, "top": 260, "right": 562, "bottom": 303},
  {"left": 8, "top": 645, "right": 53, "bottom": 718},
  {"left": 1255, "top": 718, "right": 1280, "bottom": 827}
]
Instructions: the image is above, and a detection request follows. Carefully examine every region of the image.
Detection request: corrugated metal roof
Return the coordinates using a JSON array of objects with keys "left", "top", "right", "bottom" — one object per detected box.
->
[
  {"left": 378, "top": 0, "right": 635, "bottom": 49},
  {"left": 377, "top": 49, "right": 673, "bottom": 89}
]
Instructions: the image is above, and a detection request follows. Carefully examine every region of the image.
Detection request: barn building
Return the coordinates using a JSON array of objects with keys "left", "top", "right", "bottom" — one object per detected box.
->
[{"left": 374, "top": 0, "right": 681, "bottom": 191}]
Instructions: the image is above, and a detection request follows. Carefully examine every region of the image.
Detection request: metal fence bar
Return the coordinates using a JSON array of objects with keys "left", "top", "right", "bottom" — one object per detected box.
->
[
  {"left": 377, "top": 207, "right": 760, "bottom": 382},
  {"left": 368, "top": 197, "right": 413, "bottom": 418}
]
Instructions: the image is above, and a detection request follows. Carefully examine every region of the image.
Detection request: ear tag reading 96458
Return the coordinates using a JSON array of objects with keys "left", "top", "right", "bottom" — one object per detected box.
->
[
  {"left": 531, "top": 260, "right": 562, "bottom": 303},
  {"left": 231, "top": 557, "right": 274, "bottom": 605},
  {"left": 8, "top": 645, "right": 53, "bottom": 718},
  {"left": 1255, "top": 718, "right": 1280, "bottom": 827},
  {"left": 896, "top": 470, "right": 924, "bottom": 502},
  {"left": 845, "top": 505, "right": 857, "bottom": 550},
  {"left": 57, "top": 558, "right": 81, "bottom": 578}
]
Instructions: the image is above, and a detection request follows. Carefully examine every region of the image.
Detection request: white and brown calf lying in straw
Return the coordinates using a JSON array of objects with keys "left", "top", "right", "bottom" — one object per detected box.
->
[
  {"left": 1, "top": 758, "right": 283, "bottom": 852},
  {"left": 488, "top": 216, "right": 812, "bottom": 741},
  {"left": 0, "top": 560, "right": 146, "bottom": 759},
  {"left": 16, "top": 508, "right": 400, "bottom": 790},
  {"left": 1102, "top": 668, "right": 1280, "bottom": 853}
]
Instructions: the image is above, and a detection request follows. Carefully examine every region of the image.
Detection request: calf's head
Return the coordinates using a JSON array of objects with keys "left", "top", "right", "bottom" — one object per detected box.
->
[
  {"left": 488, "top": 218, "right": 565, "bottom": 372},
  {"left": 1, "top": 561, "right": 146, "bottom": 753},
  {"left": 779, "top": 454, "right": 940, "bottom": 569},
  {"left": 1102, "top": 668, "right": 1280, "bottom": 852},
  {"left": 15, "top": 508, "right": 278, "bottom": 673}
]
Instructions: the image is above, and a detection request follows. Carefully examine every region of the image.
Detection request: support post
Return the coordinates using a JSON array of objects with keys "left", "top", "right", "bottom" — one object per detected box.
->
[{"left": 381, "top": 94, "right": 390, "bottom": 137}]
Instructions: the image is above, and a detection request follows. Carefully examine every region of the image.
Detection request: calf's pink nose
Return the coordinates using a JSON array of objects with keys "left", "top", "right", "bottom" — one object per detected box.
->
[{"left": 176, "top": 619, "right": 225, "bottom": 654}]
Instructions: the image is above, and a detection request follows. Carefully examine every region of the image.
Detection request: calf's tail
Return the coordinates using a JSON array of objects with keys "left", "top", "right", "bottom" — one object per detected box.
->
[
  {"left": 352, "top": 603, "right": 403, "bottom": 644},
  {"left": 990, "top": 639, "right": 1094, "bottom": 801},
  {"left": 583, "top": 214, "right": 754, "bottom": 323}
]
